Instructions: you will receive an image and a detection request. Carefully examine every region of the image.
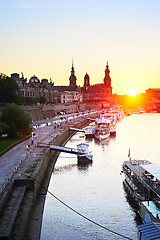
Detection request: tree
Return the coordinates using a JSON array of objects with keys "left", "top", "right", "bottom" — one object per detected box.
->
[
  {"left": 0, "top": 112, "right": 9, "bottom": 136},
  {"left": 0, "top": 74, "right": 20, "bottom": 104},
  {"left": 1, "top": 104, "right": 32, "bottom": 137}
]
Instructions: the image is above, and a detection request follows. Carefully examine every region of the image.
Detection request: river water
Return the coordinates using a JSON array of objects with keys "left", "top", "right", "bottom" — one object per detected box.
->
[{"left": 40, "top": 113, "right": 160, "bottom": 240}]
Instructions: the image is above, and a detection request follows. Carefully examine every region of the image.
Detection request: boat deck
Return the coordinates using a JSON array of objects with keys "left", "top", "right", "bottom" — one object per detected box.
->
[
  {"left": 140, "top": 200, "right": 160, "bottom": 222},
  {"left": 123, "top": 159, "right": 151, "bottom": 178}
]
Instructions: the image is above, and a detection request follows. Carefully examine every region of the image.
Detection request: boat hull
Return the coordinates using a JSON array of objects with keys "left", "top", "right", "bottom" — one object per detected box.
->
[
  {"left": 94, "top": 132, "right": 110, "bottom": 141},
  {"left": 78, "top": 154, "right": 93, "bottom": 165}
]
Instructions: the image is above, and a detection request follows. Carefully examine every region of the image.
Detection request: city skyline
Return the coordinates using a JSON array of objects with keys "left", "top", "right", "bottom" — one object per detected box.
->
[{"left": 1, "top": 0, "right": 160, "bottom": 95}]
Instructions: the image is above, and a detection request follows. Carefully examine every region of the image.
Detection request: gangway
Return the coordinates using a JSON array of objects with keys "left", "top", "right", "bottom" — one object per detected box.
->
[
  {"left": 49, "top": 144, "right": 92, "bottom": 165},
  {"left": 69, "top": 127, "right": 94, "bottom": 138},
  {"left": 69, "top": 127, "right": 85, "bottom": 133},
  {"left": 50, "top": 145, "right": 79, "bottom": 155},
  {"left": 87, "top": 117, "right": 97, "bottom": 121}
]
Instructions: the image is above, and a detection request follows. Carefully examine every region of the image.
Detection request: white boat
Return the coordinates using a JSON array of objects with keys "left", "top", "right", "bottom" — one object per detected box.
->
[
  {"left": 94, "top": 117, "right": 110, "bottom": 141},
  {"left": 85, "top": 127, "right": 94, "bottom": 138},
  {"left": 100, "top": 112, "right": 113, "bottom": 121},
  {"left": 77, "top": 143, "right": 93, "bottom": 165},
  {"left": 109, "top": 120, "right": 116, "bottom": 136}
]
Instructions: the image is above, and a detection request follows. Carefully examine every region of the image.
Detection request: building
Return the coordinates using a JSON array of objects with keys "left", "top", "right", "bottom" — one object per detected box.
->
[
  {"left": 61, "top": 91, "right": 82, "bottom": 104},
  {"left": 11, "top": 73, "right": 54, "bottom": 103},
  {"left": 10, "top": 61, "right": 113, "bottom": 106},
  {"left": 54, "top": 61, "right": 78, "bottom": 92},
  {"left": 82, "top": 62, "right": 113, "bottom": 105},
  {"left": 54, "top": 61, "right": 82, "bottom": 104},
  {"left": 69, "top": 61, "right": 77, "bottom": 87},
  {"left": 11, "top": 73, "right": 27, "bottom": 88},
  {"left": 145, "top": 88, "right": 160, "bottom": 99},
  {"left": 83, "top": 73, "right": 90, "bottom": 90}
]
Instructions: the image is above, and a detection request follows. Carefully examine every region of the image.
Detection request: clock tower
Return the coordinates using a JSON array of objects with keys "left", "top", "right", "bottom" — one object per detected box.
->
[
  {"left": 69, "top": 60, "right": 77, "bottom": 87},
  {"left": 103, "top": 61, "right": 112, "bottom": 94}
]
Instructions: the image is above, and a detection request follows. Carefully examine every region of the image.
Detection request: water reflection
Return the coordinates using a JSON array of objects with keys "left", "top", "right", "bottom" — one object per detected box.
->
[
  {"left": 54, "top": 163, "right": 77, "bottom": 173},
  {"left": 94, "top": 137, "right": 109, "bottom": 145},
  {"left": 77, "top": 163, "right": 92, "bottom": 172},
  {"left": 41, "top": 114, "right": 160, "bottom": 240},
  {"left": 123, "top": 181, "right": 143, "bottom": 225}
]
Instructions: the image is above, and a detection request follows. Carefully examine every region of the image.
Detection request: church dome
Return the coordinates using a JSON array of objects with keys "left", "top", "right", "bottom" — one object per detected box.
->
[{"left": 29, "top": 75, "right": 40, "bottom": 84}]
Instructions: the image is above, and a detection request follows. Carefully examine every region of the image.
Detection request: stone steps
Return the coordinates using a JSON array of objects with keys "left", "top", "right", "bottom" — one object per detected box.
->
[
  {"left": 0, "top": 185, "right": 26, "bottom": 239},
  {"left": 11, "top": 190, "right": 35, "bottom": 240}
]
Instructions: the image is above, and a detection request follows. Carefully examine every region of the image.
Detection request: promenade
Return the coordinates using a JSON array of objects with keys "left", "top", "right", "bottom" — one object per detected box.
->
[
  {"left": 0, "top": 112, "right": 93, "bottom": 194},
  {"left": 0, "top": 120, "right": 63, "bottom": 195},
  {"left": 0, "top": 111, "right": 99, "bottom": 239}
]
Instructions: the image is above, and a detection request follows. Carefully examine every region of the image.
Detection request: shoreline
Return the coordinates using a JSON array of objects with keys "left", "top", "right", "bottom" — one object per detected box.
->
[
  {"left": 26, "top": 118, "right": 91, "bottom": 240},
  {"left": 0, "top": 112, "right": 98, "bottom": 239}
]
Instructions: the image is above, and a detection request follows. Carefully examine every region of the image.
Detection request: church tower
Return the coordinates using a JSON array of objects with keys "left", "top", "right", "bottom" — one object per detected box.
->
[
  {"left": 83, "top": 73, "right": 90, "bottom": 89},
  {"left": 69, "top": 60, "right": 77, "bottom": 87},
  {"left": 103, "top": 61, "right": 112, "bottom": 94},
  {"left": 103, "top": 61, "right": 111, "bottom": 87}
]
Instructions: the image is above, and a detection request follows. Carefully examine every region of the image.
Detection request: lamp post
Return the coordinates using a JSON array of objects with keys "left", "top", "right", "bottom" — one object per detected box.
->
[{"left": 31, "top": 132, "right": 34, "bottom": 144}]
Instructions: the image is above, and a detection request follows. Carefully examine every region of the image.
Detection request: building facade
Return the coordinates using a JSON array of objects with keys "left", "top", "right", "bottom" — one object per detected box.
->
[
  {"left": 10, "top": 61, "right": 113, "bottom": 105},
  {"left": 11, "top": 73, "right": 54, "bottom": 103},
  {"left": 82, "top": 62, "right": 113, "bottom": 104},
  {"left": 61, "top": 91, "right": 82, "bottom": 104}
]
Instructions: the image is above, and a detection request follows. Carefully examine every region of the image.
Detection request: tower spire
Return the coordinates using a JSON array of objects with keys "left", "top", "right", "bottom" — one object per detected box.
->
[
  {"left": 72, "top": 57, "right": 74, "bottom": 68},
  {"left": 69, "top": 58, "right": 77, "bottom": 87}
]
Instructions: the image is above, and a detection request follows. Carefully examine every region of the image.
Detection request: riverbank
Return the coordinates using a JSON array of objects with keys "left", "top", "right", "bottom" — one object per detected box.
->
[{"left": 0, "top": 112, "right": 99, "bottom": 239}]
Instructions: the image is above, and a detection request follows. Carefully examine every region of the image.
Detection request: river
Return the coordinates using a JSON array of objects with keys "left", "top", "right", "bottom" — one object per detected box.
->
[{"left": 40, "top": 113, "right": 160, "bottom": 240}]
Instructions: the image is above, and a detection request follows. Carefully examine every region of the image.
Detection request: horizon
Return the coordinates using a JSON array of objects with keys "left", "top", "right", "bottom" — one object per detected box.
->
[
  {"left": 1, "top": 0, "right": 160, "bottom": 95},
  {"left": 4, "top": 70, "right": 150, "bottom": 96}
]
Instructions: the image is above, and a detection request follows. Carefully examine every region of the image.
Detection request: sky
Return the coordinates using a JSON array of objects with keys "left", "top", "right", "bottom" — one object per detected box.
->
[{"left": 0, "top": 0, "right": 160, "bottom": 95}]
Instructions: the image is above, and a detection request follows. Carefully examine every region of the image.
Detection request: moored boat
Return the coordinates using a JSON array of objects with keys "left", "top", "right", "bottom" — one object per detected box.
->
[
  {"left": 94, "top": 117, "right": 110, "bottom": 141},
  {"left": 77, "top": 143, "right": 93, "bottom": 165},
  {"left": 85, "top": 127, "right": 94, "bottom": 138},
  {"left": 109, "top": 120, "right": 116, "bottom": 136},
  {"left": 122, "top": 158, "right": 160, "bottom": 223}
]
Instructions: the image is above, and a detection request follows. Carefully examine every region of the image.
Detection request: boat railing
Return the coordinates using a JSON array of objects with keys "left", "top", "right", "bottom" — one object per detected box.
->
[{"left": 142, "top": 175, "right": 160, "bottom": 198}]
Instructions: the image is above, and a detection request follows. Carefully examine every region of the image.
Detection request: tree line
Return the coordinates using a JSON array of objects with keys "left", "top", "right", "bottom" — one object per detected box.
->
[
  {"left": 0, "top": 74, "right": 46, "bottom": 105},
  {"left": 0, "top": 74, "right": 35, "bottom": 137}
]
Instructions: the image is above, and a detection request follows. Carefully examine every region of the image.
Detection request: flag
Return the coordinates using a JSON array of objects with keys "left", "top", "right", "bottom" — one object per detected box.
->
[{"left": 128, "top": 148, "right": 130, "bottom": 158}]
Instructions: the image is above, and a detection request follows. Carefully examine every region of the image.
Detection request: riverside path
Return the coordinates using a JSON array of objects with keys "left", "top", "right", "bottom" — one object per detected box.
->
[{"left": 0, "top": 111, "right": 99, "bottom": 240}]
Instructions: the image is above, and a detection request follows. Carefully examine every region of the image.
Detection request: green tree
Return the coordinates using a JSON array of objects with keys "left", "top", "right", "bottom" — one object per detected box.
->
[
  {"left": 0, "top": 112, "right": 9, "bottom": 136},
  {"left": 0, "top": 74, "right": 20, "bottom": 104},
  {"left": 1, "top": 104, "right": 32, "bottom": 137}
]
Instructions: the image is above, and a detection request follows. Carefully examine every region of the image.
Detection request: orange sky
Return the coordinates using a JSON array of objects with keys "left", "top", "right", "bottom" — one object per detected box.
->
[{"left": 1, "top": 0, "right": 160, "bottom": 95}]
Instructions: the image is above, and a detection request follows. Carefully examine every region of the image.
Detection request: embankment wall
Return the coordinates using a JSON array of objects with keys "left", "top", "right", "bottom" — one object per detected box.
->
[
  {"left": 34, "top": 118, "right": 89, "bottom": 192},
  {"left": 23, "top": 103, "right": 102, "bottom": 122}
]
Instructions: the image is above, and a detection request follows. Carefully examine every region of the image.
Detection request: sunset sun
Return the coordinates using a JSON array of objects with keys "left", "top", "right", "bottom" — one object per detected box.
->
[{"left": 128, "top": 90, "right": 137, "bottom": 97}]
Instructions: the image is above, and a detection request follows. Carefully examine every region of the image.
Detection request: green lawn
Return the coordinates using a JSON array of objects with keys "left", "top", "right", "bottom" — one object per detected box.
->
[
  {"left": 0, "top": 138, "right": 18, "bottom": 156},
  {"left": 0, "top": 135, "right": 30, "bottom": 156}
]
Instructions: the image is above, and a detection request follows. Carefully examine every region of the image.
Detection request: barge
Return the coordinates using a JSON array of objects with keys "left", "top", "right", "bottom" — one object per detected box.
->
[{"left": 122, "top": 159, "right": 160, "bottom": 223}]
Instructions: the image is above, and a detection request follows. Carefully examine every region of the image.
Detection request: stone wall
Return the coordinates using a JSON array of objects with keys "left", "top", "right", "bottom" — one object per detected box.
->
[
  {"left": 34, "top": 118, "right": 89, "bottom": 192},
  {"left": 23, "top": 103, "right": 102, "bottom": 122}
]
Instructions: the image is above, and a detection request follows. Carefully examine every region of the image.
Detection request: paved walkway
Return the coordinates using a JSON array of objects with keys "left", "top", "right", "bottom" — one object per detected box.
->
[
  {"left": 0, "top": 117, "right": 76, "bottom": 195},
  {"left": 0, "top": 113, "right": 96, "bottom": 196}
]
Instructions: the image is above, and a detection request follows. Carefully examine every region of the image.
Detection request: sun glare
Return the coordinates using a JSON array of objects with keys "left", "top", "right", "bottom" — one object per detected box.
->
[{"left": 128, "top": 90, "right": 137, "bottom": 97}]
